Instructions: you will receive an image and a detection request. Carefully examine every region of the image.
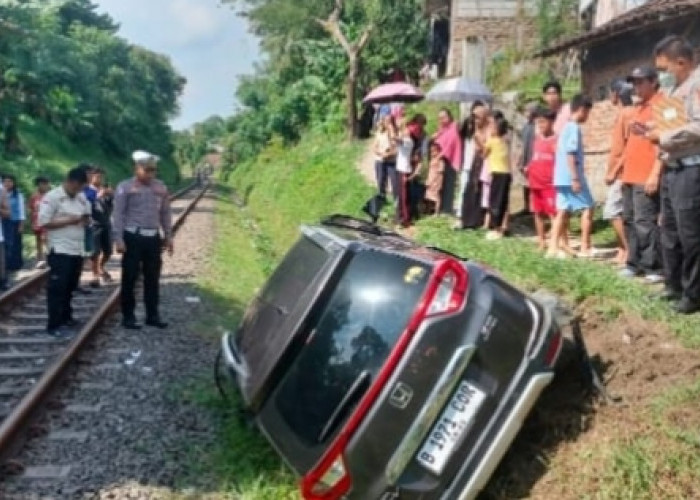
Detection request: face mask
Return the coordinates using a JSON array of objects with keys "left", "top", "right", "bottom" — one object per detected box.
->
[{"left": 658, "top": 71, "right": 676, "bottom": 89}]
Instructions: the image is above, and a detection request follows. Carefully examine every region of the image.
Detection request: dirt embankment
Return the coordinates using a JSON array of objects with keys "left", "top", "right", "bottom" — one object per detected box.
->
[{"left": 487, "top": 309, "right": 700, "bottom": 499}]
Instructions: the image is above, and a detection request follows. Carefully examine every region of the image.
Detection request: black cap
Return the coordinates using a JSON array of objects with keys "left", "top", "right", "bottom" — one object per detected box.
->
[{"left": 626, "top": 66, "right": 658, "bottom": 82}]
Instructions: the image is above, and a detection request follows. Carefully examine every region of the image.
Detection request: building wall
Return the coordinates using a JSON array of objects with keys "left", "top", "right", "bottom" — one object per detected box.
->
[
  {"left": 579, "top": 17, "right": 700, "bottom": 200},
  {"left": 447, "top": 0, "right": 538, "bottom": 76},
  {"left": 448, "top": 16, "right": 538, "bottom": 76}
]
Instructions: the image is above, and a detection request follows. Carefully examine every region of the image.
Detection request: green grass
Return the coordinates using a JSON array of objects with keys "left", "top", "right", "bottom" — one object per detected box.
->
[
  {"left": 195, "top": 128, "right": 700, "bottom": 498},
  {"left": 415, "top": 217, "right": 700, "bottom": 347},
  {"left": 189, "top": 132, "right": 372, "bottom": 499}
]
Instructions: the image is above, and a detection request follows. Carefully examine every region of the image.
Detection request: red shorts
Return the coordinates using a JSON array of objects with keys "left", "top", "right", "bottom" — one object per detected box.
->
[{"left": 530, "top": 187, "right": 556, "bottom": 216}]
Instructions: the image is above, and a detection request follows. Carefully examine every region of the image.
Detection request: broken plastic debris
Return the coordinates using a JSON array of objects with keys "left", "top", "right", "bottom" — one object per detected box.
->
[
  {"left": 185, "top": 296, "right": 201, "bottom": 304},
  {"left": 124, "top": 350, "right": 142, "bottom": 366}
]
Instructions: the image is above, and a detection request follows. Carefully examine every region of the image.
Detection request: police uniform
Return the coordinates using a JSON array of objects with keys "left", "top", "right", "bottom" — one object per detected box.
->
[
  {"left": 37, "top": 186, "right": 91, "bottom": 332},
  {"left": 658, "top": 66, "right": 700, "bottom": 309},
  {"left": 112, "top": 164, "right": 172, "bottom": 326}
]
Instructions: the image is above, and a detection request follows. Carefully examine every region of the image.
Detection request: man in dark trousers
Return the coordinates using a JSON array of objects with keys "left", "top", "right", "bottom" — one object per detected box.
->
[
  {"left": 113, "top": 151, "right": 173, "bottom": 329},
  {"left": 38, "top": 167, "right": 91, "bottom": 338},
  {"left": 645, "top": 36, "right": 700, "bottom": 314}
]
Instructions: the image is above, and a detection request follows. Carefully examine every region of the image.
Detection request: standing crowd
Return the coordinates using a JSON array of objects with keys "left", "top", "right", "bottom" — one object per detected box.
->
[
  {"left": 0, "top": 150, "right": 175, "bottom": 336},
  {"left": 370, "top": 34, "right": 700, "bottom": 315}
]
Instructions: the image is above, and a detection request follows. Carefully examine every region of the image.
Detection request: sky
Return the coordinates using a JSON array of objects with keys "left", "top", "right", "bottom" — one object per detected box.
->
[{"left": 96, "top": 0, "right": 260, "bottom": 130}]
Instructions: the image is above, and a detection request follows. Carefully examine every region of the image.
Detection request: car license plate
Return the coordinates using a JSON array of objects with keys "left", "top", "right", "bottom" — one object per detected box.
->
[{"left": 416, "top": 381, "right": 486, "bottom": 475}]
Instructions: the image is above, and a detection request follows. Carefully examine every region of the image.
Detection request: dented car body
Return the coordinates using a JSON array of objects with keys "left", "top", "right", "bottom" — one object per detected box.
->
[{"left": 221, "top": 215, "right": 562, "bottom": 500}]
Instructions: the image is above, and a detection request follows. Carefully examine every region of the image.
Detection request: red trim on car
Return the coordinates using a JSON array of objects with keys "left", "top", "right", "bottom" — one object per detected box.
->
[{"left": 300, "top": 259, "right": 469, "bottom": 499}]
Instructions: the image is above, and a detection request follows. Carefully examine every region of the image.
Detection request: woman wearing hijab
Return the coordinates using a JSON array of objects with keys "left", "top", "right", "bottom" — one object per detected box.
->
[
  {"left": 456, "top": 101, "right": 490, "bottom": 229},
  {"left": 433, "top": 108, "right": 463, "bottom": 215}
]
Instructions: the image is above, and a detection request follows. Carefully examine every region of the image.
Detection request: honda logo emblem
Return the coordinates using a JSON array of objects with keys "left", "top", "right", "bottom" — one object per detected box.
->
[{"left": 389, "top": 382, "right": 414, "bottom": 409}]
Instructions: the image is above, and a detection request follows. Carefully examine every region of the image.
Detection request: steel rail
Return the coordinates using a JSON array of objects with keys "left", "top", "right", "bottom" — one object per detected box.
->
[
  {"left": 0, "top": 182, "right": 195, "bottom": 314},
  {"left": 0, "top": 183, "right": 209, "bottom": 461}
]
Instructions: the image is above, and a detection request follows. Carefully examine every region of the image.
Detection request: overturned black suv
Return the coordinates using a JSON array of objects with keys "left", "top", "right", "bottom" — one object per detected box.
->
[{"left": 221, "top": 215, "right": 562, "bottom": 500}]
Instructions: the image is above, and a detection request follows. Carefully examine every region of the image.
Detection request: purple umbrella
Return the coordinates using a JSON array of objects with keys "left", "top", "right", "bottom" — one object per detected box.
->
[{"left": 363, "top": 82, "right": 424, "bottom": 104}]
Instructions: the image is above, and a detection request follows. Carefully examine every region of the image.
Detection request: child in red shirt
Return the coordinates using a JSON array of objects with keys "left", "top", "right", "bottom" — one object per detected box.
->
[
  {"left": 29, "top": 176, "right": 51, "bottom": 267},
  {"left": 527, "top": 108, "right": 558, "bottom": 250}
]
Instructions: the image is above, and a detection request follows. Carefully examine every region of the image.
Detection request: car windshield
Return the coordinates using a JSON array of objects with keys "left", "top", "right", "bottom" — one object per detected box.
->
[{"left": 274, "top": 250, "right": 432, "bottom": 446}]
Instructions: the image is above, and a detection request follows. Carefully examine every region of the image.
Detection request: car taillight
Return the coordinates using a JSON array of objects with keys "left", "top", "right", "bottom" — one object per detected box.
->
[
  {"left": 300, "top": 259, "right": 469, "bottom": 500},
  {"left": 544, "top": 330, "right": 563, "bottom": 368},
  {"left": 302, "top": 449, "right": 350, "bottom": 500},
  {"left": 426, "top": 267, "right": 466, "bottom": 317}
]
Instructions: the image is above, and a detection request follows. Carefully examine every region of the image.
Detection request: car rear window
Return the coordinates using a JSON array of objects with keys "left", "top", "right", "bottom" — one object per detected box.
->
[
  {"left": 274, "top": 250, "right": 432, "bottom": 446},
  {"left": 236, "top": 236, "right": 331, "bottom": 355}
]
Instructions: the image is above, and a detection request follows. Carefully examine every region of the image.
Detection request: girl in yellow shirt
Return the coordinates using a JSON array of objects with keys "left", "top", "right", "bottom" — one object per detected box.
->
[{"left": 483, "top": 118, "right": 512, "bottom": 240}]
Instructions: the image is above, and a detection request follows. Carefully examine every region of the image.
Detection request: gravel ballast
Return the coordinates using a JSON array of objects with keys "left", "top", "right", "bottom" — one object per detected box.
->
[{"left": 0, "top": 191, "right": 221, "bottom": 500}]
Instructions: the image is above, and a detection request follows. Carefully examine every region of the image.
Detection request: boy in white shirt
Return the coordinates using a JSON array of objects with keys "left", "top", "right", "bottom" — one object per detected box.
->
[{"left": 393, "top": 121, "right": 415, "bottom": 227}]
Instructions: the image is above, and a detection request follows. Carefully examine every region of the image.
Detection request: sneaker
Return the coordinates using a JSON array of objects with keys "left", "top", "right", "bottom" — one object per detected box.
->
[
  {"left": 545, "top": 250, "right": 569, "bottom": 260},
  {"left": 644, "top": 273, "right": 665, "bottom": 285},
  {"left": 485, "top": 231, "right": 503, "bottom": 241},
  {"left": 618, "top": 267, "right": 638, "bottom": 279},
  {"left": 63, "top": 318, "right": 81, "bottom": 328},
  {"left": 145, "top": 317, "right": 169, "bottom": 329},
  {"left": 46, "top": 327, "right": 75, "bottom": 339},
  {"left": 122, "top": 318, "right": 142, "bottom": 330},
  {"left": 675, "top": 297, "right": 700, "bottom": 315},
  {"left": 652, "top": 288, "right": 682, "bottom": 302}
]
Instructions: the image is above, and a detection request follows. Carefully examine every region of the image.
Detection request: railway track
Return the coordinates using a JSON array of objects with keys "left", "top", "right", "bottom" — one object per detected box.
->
[{"left": 0, "top": 183, "right": 208, "bottom": 468}]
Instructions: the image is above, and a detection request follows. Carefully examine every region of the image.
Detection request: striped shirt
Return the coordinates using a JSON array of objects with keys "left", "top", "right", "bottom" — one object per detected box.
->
[{"left": 112, "top": 177, "right": 172, "bottom": 244}]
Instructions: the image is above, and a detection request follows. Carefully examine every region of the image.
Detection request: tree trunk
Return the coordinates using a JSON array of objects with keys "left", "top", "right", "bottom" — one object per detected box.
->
[{"left": 347, "top": 55, "right": 359, "bottom": 139}]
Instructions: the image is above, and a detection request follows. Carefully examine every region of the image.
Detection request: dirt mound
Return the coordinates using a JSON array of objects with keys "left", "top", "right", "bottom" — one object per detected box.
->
[{"left": 483, "top": 311, "right": 700, "bottom": 499}]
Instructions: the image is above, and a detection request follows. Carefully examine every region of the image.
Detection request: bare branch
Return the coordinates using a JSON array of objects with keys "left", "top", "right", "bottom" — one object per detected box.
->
[{"left": 355, "top": 25, "right": 374, "bottom": 53}]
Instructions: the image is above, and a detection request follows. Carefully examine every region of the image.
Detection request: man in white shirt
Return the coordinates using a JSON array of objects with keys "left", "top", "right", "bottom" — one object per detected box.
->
[{"left": 38, "top": 167, "right": 90, "bottom": 337}]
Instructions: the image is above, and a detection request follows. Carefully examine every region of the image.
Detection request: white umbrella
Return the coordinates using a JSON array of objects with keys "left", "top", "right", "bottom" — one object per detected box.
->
[{"left": 426, "top": 77, "right": 493, "bottom": 103}]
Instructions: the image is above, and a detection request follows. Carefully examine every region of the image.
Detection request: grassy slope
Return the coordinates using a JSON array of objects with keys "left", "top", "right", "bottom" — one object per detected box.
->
[
  {"left": 191, "top": 133, "right": 371, "bottom": 498},
  {"left": 199, "top": 130, "right": 700, "bottom": 498}
]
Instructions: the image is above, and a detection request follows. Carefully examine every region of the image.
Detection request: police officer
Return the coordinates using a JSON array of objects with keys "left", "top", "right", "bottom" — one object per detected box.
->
[
  {"left": 644, "top": 36, "right": 700, "bottom": 314},
  {"left": 37, "top": 167, "right": 91, "bottom": 337},
  {"left": 113, "top": 151, "right": 173, "bottom": 329}
]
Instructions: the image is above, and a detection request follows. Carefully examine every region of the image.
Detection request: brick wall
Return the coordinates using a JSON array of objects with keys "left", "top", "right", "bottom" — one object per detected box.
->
[
  {"left": 577, "top": 17, "right": 700, "bottom": 201},
  {"left": 448, "top": 16, "right": 538, "bottom": 76},
  {"left": 581, "top": 101, "right": 618, "bottom": 201}
]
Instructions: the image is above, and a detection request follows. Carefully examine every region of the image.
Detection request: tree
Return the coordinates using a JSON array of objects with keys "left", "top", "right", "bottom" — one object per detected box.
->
[{"left": 316, "top": 0, "right": 372, "bottom": 138}]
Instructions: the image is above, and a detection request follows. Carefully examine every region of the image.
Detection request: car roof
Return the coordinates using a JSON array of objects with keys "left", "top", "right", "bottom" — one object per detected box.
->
[{"left": 301, "top": 216, "right": 462, "bottom": 265}]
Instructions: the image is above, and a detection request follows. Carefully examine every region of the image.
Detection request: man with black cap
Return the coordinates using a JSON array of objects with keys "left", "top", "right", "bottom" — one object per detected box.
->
[
  {"left": 620, "top": 67, "right": 664, "bottom": 284},
  {"left": 643, "top": 35, "right": 700, "bottom": 313},
  {"left": 113, "top": 151, "right": 173, "bottom": 329}
]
